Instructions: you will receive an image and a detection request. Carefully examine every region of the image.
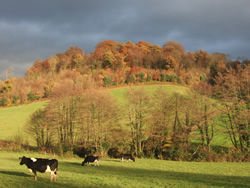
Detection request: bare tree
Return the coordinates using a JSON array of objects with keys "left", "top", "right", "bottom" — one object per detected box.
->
[{"left": 125, "top": 87, "right": 151, "bottom": 157}]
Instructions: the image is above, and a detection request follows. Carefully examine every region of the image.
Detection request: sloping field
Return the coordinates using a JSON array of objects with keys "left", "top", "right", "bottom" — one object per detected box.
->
[
  {"left": 0, "top": 84, "right": 230, "bottom": 148},
  {"left": 109, "top": 84, "right": 188, "bottom": 104},
  {"left": 0, "top": 84, "right": 188, "bottom": 141},
  {"left": 0, "top": 151, "right": 249, "bottom": 188},
  {"left": 0, "top": 101, "right": 48, "bottom": 141}
]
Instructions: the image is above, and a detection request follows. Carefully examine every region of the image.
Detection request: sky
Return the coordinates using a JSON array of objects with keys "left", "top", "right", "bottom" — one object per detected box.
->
[{"left": 0, "top": 0, "right": 250, "bottom": 77}]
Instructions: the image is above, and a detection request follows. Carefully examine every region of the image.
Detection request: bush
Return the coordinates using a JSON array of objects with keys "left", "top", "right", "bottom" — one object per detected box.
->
[
  {"left": 129, "top": 74, "right": 136, "bottom": 83},
  {"left": 0, "top": 97, "right": 7, "bottom": 106},
  {"left": 12, "top": 95, "right": 20, "bottom": 104},
  {"left": 146, "top": 74, "right": 152, "bottom": 82},
  {"left": 103, "top": 76, "right": 113, "bottom": 86},
  {"left": 27, "top": 91, "right": 40, "bottom": 101},
  {"left": 200, "top": 74, "right": 207, "bottom": 81},
  {"left": 160, "top": 73, "right": 167, "bottom": 82},
  {"left": 167, "top": 74, "right": 177, "bottom": 82},
  {"left": 137, "top": 72, "right": 145, "bottom": 82}
]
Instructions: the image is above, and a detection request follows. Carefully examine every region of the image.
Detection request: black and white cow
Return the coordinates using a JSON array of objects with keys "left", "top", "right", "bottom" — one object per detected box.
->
[
  {"left": 82, "top": 156, "right": 99, "bottom": 166},
  {"left": 120, "top": 154, "right": 135, "bottom": 162},
  {"left": 19, "top": 156, "right": 58, "bottom": 181}
]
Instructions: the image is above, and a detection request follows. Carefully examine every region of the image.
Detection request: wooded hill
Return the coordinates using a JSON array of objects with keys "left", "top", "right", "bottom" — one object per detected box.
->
[
  {"left": 0, "top": 40, "right": 249, "bottom": 106},
  {"left": 0, "top": 40, "right": 249, "bottom": 161}
]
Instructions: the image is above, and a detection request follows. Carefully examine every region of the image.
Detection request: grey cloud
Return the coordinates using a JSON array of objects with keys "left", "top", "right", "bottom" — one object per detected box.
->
[{"left": 0, "top": 0, "right": 250, "bottom": 77}]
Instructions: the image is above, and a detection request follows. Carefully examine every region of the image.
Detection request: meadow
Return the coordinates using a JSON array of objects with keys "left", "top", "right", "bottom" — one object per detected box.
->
[
  {"left": 0, "top": 151, "right": 249, "bottom": 188},
  {"left": 0, "top": 101, "right": 48, "bottom": 142},
  {"left": 1, "top": 84, "right": 249, "bottom": 187}
]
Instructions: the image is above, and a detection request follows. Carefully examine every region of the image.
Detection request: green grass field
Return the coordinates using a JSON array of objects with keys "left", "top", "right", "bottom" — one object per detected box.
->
[
  {"left": 0, "top": 101, "right": 48, "bottom": 142},
  {"left": 0, "top": 85, "right": 249, "bottom": 187},
  {"left": 0, "top": 151, "right": 249, "bottom": 188},
  {"left": 109, "top": 84, "right": 189, "bottom": 104}
]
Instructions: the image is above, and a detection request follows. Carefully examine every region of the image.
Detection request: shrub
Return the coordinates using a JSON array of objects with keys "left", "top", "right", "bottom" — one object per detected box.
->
[
  {"left": 0, "top": 97, "right": 7, "bottom": 106},
  {"left": 137, "top": 72, "right": 145, "bottom": 82},
  {"left": 12, "top": 95, "right": 20, "bottom": 104},
  {"left": 146, "top": 73, "right": 152, "bottom": 82},
  {"left": 27, "top": 91, "right": 40, "bottom": 101},
  {"left": 129, "top": 74, "right": 136, "bottom": 83},
  {"left": 103, "top": 76, "right": 113, "bottom": 86},
  {"left": 200, "top": 74, "right": 207, "bottom": 81},
  {"left": 160, "top": 73, "right": 167, "bottom": 82},
  {"left": 166, "top": 74, "right": 177, "bottom": 82}
]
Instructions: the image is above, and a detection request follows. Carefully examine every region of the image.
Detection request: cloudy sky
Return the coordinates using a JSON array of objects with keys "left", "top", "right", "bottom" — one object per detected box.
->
[{"left": 1, "top": 0, "right": 249, "bottom": 77}]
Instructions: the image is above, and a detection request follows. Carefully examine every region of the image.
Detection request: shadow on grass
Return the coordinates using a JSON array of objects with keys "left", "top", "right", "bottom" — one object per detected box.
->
[
  {"left": 0, "top": 170, "right": 83, "bottom": 188},
  {"left": 0, "top": 170, "right": 32, "bottom": 177},
  {"left": 60, "top": 161, "right": 250, "bottom": 187}
]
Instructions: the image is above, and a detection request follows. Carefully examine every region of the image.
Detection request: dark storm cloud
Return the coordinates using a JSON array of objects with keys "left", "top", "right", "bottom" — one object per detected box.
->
[{"left": 0, "top": 0, "right": 249, "bottom": 77}]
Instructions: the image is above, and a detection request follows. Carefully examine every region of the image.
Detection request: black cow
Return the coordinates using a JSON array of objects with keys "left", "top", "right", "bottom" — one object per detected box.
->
[
  {"left": 82, "top": 156, "right": 99, "bottom": 166},
  {"left": 121, "top": 154, "right": 135, "bottom": 162},
  {"left": 19, "top": 156, "right": 58, "bottom": 181}
]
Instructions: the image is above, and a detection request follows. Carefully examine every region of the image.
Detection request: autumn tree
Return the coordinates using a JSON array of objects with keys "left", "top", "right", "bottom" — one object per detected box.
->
[
  {"left": 125, "top": 87, "right": 151, "bottom": 157},
  {"left": 26, "top": 109, "right": 55, "bottom": 151},
  {"left": 162, "top": 41, "right": 185, "bottom": 71},
  {"left": 48, "top": 56, "right": 59, "bottom": 75},
  {"left": 213, "top": 66, "right": 249, "bottom": 152},
  {"left": 149, "top": 87, "right": 173, "bottom": 157},
  {"left": 79, "top": 90, "right": 120, "bottom": 156}
]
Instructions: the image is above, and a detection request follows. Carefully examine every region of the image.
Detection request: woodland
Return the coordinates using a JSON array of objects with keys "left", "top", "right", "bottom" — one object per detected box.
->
[{"left": 0, "top": 40, "right": 249, "bottom": 162}]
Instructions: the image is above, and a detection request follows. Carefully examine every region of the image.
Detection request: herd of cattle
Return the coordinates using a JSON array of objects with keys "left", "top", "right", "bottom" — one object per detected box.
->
[{"left": 19, "top": 154, "right": 135, "bottom": 181}]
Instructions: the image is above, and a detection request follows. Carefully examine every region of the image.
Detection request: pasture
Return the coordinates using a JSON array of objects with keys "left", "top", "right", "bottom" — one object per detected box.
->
[
  {"left": 109, "top": 84, "right": 189, "bottom": 104},
  {"left": 0, "top": 151, "right": 249, "bottom": 188},
  {"left": 1, "top": 84, "right": 248, "bottom": 187},
  {"left": 0, "top": 101, "right": 48, "bottom": 143}
]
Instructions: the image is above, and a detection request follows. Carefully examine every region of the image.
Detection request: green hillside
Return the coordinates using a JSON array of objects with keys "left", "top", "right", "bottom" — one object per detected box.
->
[
  {"left": 109, "top": 84, "right": 189, "bottom": 104},
  {"left": 0, "top": 101, "right": 48, "bottom": 141},
  {"left": 0, "top": 84, "right": 231, "bottom": 150}
]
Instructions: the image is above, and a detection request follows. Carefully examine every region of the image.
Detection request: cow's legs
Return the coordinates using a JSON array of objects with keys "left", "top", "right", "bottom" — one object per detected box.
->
[
  {"left": 50, "top": 172, "right": 53, "bottom": 182},
  {"left": 33, "top": 171, "right": 37, "bottom": 181},
  {"left": 94, "top": 160, "right": 99, "bottom": 166},
  {"left": 50, "top": 171, "right": 57, "bottom": 182}
]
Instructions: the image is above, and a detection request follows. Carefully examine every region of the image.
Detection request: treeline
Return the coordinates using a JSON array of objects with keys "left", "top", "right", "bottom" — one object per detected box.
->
[
  {"left": 26, "top": 84, "right": 249, "bottom": 162},
  {"left": 1, "top": 40, "right": 249, "bottom": 107}
]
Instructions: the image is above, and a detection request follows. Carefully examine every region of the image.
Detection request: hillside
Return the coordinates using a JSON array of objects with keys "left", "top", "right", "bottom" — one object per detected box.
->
[
  {"left": 0, "top": 101, "right": 48, "bottom": 142},
  {"left": 0, "top": 84, "right": 187, "bottom": 139},
  {"left": 0, "top": 84, "right": 231, "bottom": 150}
]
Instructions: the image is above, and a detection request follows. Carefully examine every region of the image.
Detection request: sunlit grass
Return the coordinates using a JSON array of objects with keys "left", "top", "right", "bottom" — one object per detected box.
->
[
  {"left": 0, "top": 151, "right": 249, "bottom": 188},
  {"left": 0, "top": 101, "right": 48, "bottom": 142},
  {"left": 109, "top": 84, "right": 189, "bottom": 104}
]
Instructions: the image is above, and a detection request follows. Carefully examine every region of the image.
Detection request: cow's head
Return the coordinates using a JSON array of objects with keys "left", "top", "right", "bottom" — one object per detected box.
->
[{"left": 19, "top": 156, "right": 26, "bottom": 165}]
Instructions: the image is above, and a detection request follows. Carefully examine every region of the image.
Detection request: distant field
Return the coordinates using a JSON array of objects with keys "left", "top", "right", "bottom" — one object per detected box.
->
[
  {"left": 109, "top": 84, "right": 189, "bottom": 104},
  {"left": 0, "top": 151, "right": 249, "bottom": 188},
  {"left": 0, "top": 101, "right": 48, "bottom": 142}
]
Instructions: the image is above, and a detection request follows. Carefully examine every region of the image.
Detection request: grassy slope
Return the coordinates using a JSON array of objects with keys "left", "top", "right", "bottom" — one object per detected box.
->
[
  {"left": 109, "top": 84, "right": 188, "bottom": 104},
  {"left": 109, "top": 85, "right": 230, "bottom": 148},
  {"left": 0, "top": 84, "right": 230, "bottom": 148},
  {"left": 0, "top": 151, "right": 249, "bottom": 188},
  {"left": 0, "top": 101, "right": 48, "bottom": 141}
]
